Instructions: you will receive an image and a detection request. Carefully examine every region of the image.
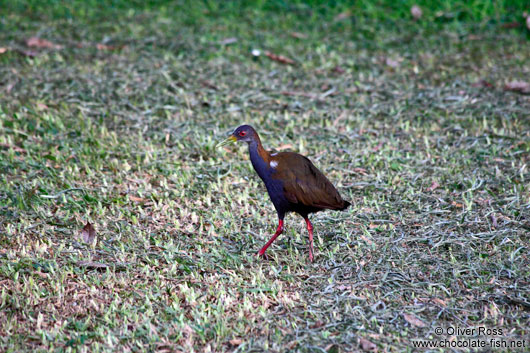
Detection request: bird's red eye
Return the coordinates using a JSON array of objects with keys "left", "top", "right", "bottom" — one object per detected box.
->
[{"left": 239, "top": 131, "right": 247, "bottom": 137}]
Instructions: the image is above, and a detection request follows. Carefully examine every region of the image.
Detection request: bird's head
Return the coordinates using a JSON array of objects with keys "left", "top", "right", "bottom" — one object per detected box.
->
[{"left": 218, "top": 125, "right": 258, "bottom": 146}]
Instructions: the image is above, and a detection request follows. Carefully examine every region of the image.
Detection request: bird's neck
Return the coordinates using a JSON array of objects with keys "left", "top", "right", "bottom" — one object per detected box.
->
[{"left": 248, "top": 140, "right": 271, "bottom": 180}]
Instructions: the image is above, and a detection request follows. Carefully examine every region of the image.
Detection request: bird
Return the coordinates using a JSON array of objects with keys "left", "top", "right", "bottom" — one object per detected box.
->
[{"left": 219, "top": 124, "right": 350, "bottom": 262}]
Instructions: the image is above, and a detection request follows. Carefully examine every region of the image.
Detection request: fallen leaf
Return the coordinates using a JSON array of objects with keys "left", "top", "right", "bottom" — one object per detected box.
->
[
  {"left": 264, "top": 51, "right": 295, "bottom": 65},
  {"left": 353, "top": 167, "right": 368, "bottom": 175},
  {"left": 472, "top": 80, "right": 494, "bottom": 88},
  {"left": 427, "top": 181, "right": 440, "bottom": 192},
  {"left": 96, "top": 43, "right": 110, "bottom": 50},
  {"left": 335, "top": 11, "right": 351, "bottom": 21},
  {"left": 129, "top": 195, "right": 146, "bottom": 203},
  {"left": 310, "top": 320, "right": 325, "bottom": 329},
  {"left": 451, "top": 201, "right": 463, "bottom": 208},
  {"left": 403, "top": 313, "right": 427, "bottom": 327},
  {"left": 331, "top": 65, "right": 345, "bottom": 74},
  {"left": 36, "top": 102, "right": 48, "bottom": 111},
  {"left": 290, "top": 32, "right": 307, "bottom": 39},
  {"left": 432, "top": 298, "right": 447, "bottom": 307},
  {"left": 411, "top": 5, "right": 423, "bottom": 20},
  {"left": 359, "top": 337, "right": 377, "bottom": 352},
  {"left": 26, "top": 37, "right": 63, "bottom": 49},
  {"left": 80, "top": 222, "right": 97, "bottom": 244},
  {"left": 96, "top": 43, "right": 120, "bottom": 51},
  {"left": 504, "top": 81, "right": 530, "bottom": 94},
  {"left": 229, "top": 338, "right": 243, "bottom": 346},
  {"left": 360, "top": 234, "right": 374, "bottom": 245},
  {"left": 33, "top": 270, "right": 48, "bottom": 278}
]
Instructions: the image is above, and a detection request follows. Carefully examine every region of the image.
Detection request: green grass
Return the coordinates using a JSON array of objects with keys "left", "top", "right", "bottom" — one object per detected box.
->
[{"left": 1, "top": 0, "right": 529, "bottom": 352}]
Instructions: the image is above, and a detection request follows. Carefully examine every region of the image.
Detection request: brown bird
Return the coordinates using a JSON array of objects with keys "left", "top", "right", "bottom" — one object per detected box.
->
[{"left": 219, "top": 125, "right": 350, "bottom": 262}]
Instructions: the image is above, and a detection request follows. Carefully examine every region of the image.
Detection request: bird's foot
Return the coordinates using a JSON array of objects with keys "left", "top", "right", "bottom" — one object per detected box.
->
[{"left": 255, "top": 251, "right": 270, "bottom": 261}]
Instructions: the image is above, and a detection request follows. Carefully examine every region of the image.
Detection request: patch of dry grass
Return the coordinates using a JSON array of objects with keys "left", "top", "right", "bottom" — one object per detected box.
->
[{"left": 1, "top": 1, "right": 529, "bottom": 352}]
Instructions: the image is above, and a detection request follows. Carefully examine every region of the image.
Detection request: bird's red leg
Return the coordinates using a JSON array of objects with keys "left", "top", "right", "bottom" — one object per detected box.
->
[
  {"left": 257, "top": 219, "right": 284, "bottom": 259},
  {"left": 305, "top": 218, "right": 314, "bottom": 262}
]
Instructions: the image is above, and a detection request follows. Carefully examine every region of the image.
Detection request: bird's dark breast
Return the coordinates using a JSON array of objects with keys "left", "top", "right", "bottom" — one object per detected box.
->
[
  {"left": 263, "top": 177, "right": 290, "bottom": 213},
  {"left": 252, "top": 165, "right": 290, "bottom": 216}
]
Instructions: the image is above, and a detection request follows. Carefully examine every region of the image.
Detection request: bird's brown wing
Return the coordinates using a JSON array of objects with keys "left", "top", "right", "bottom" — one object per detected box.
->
[{"left": 272, "top": 152, "right": 346, "bottom": 210}]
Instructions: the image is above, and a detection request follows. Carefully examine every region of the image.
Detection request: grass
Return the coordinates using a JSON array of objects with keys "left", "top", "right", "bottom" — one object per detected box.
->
[{"left": 1, "top": 0, "right": 529, "bottom": 351}]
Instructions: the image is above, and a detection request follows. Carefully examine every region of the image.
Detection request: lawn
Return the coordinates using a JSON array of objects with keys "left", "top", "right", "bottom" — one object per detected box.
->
[{"left": 1, "top": 1, "right": 529, "bottom": 352}]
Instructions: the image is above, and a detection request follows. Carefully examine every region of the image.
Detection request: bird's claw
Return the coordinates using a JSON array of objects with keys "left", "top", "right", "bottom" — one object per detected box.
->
[{"left": 255, "top": 251, "right": 269, "bottom": 260}]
